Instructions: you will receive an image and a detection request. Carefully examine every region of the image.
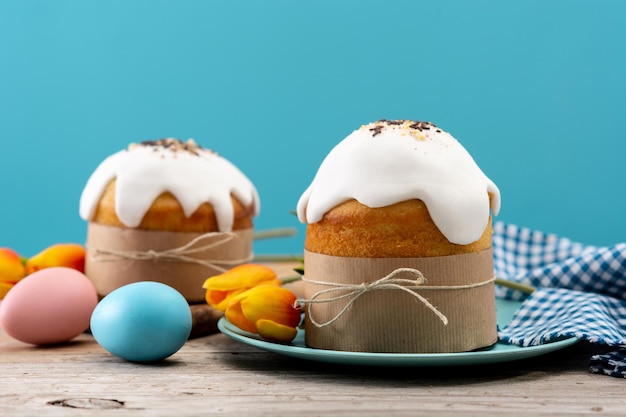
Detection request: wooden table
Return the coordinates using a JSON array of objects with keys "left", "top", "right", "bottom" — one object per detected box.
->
[{"left": 2, "top": 263, "right": 625, "bottom": 416}]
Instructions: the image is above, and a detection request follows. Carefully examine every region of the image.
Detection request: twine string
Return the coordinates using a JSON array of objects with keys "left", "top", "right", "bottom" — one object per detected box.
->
[
  {"left": 297, "top": 268, "right": 496, "bottom": 328},
  {"left": 89, "top": 231, "right": 253, "bottom": 272}
]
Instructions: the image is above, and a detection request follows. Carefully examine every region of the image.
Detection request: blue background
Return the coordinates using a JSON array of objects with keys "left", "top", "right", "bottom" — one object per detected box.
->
[{"left": 1, "top": 0, "right": 624, "bottom": 257}]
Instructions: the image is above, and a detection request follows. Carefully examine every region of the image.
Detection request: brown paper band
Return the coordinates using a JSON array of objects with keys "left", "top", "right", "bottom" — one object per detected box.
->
[
  {"left": 303, "top": 249, "right": 495, "bottom": 286},
  {"left": 84, "top": 223, "right": 254, "bottom": 303},
  {"left": 302, "top": 248, "right": 497, "bottom": 353},
  {"left": 89, "top": 230, "right": 253, "bottom": 271},
  {"left": 299, "top": 270, "right": 496, "bottom": 328}
]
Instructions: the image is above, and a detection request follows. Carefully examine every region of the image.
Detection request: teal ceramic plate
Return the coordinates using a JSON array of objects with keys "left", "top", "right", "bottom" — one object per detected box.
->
[{"left": 217, "top": 299, "right": 579, "bottom": 367}]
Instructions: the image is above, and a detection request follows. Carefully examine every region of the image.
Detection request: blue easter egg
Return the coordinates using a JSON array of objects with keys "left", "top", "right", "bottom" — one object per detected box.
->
[{"left": 90, "top": 281, "right": 192, "bottom": 362}]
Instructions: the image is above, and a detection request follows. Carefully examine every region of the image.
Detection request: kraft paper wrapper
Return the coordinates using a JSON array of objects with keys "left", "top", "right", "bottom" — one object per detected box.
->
[
  {"left": 85, "top": 223, "right": 254, "bottom": 303},
  {"left": 303, "top": 248, "right": 497, "bottom": 353}
]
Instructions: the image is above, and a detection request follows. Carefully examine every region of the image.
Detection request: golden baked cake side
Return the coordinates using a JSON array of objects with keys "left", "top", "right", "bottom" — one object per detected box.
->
[
  {"left": 91, "top": 180, "right": 255, "bottom": 233},
  {"left": 304, "top": 199, "right": 493, "bottom": 258}
]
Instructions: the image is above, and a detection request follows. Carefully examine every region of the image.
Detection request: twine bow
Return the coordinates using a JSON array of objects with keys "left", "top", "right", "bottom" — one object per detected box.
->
[
  {"left": 89, "top": 231, "right": 253, "bottom": 272},
  {"left": 299, "top": 268, "right": 496, "bottom": 328}
]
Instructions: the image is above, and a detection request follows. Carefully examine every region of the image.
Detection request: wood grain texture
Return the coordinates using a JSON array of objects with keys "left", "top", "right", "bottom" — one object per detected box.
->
[
  {"left": 1, "top": 331, "right": 624, "bottom": 416},
  {"left": 1, "top": 263, "right": 624, "bottom": 416}
]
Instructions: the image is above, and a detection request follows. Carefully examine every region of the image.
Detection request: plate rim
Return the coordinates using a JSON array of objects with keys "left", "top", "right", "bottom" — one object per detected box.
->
[{"left": 217, "top": 299, "right": 580, "bottom": 367}]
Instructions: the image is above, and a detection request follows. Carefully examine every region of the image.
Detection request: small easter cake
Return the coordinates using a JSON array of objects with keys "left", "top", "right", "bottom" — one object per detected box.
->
[
  {"left": 79, "top": 138, "right": 259, "bottom": 303},
  {"left": 297, "top": 120, "right": 501, "bottom": 353}
]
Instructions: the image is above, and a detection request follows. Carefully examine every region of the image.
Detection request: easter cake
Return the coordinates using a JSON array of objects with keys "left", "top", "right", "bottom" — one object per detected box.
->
[
  {"left": 79, "top": 138, "right": 259, "bottom": 303},
  {"left": 296, "top": 120, "right": 501, "bottom": 353}
]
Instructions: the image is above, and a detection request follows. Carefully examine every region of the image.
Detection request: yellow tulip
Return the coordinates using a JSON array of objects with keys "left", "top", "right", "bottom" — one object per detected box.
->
[
  {"left": 0, "top": 281, "right": 15, "bottom": 299},
  {"left": 24, "top": 243, "right": 86, "bottom": 275},
  {"left": 202, "top": 264, "right": 281, "bottom": 311},
  {"left": 225, "top": 286, "right": 301, "bottom": 343},
  {"left": 0, "top": 247, "right": 26, "bottom": 299},
  {"left": 256, "top": 319, "right": 298, "bottom": 343}
]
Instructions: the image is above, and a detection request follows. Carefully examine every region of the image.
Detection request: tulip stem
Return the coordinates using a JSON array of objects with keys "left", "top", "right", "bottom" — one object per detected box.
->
[
  {"left": 253, "top": 228, "right": 298, "bottom": 240},
  {"left": 253, "top": 254, "right": 303, "bottom": 263},
  {"left": 280, "top": 275, "right": 303, "bottom": 284},
  {"left": 494, "top": 278, "right": 536, "bottom": 295}
]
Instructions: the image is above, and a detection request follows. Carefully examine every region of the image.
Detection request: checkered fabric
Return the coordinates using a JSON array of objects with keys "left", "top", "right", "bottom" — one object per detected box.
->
[
  {"left": 498, "top": 287, "right": 626, "bottom": 346},
  {"left": 590, "top": 349, "right": 626, "bottom": 378},
  {"left": 493, "top": 222, "right": 626, "bottom": 301},
  {"left": 493, "top": 222, "right": 626, "bottom": 378}
]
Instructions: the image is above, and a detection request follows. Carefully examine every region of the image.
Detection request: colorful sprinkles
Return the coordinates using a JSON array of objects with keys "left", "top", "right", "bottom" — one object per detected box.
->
[
  {"left": 128, "top": 138, "right": 214, "bottom": 157},
  {"left": 364, "top": 119, "right": 443, "bottom": 139}
]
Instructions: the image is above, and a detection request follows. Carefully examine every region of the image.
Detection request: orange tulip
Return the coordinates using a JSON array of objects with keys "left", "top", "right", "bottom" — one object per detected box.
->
[
  {"left": 24, "top": 243, "right": 86, "bottom": 275},
  {"left": 225, "top": 286, "right": 301, "bottom": 343},
  {"left": 0, "top": 282, "right": 13, "bottom": 300},
  {"left": 202, "top": 263, "right": 281, "bottom": 311},
  {"left": 0, "top": 248, "right": 26, "bottom": 299}
]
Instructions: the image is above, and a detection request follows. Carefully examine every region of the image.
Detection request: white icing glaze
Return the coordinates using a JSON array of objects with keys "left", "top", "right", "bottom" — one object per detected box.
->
[
  {"left": 79, "top": 139, "right": 260, "bottom": 232},
  {"left": 296, "top": 121, "right": 500, "bottom": 245}
]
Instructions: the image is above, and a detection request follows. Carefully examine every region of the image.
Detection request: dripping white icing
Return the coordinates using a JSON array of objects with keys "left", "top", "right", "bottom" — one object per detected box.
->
[
  {"left": 296, "top": 121, "right": 500, "bottom": 245},
  {"left": 79, "top": 139, "right": 260, "bottom": 232}
]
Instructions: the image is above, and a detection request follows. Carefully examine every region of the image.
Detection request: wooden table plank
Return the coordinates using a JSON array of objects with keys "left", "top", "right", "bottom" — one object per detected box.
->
[{"left": 2, "top": 328, "right": 625, "bottom": 416}]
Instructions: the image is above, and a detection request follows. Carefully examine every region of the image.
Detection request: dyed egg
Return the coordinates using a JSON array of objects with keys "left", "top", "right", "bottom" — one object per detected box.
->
[
  {"left": 90, "top": 281, "right": 192, "bottom": 362},
  {"left": 0, "top": 267, "right": 98, "bottom": 345}
]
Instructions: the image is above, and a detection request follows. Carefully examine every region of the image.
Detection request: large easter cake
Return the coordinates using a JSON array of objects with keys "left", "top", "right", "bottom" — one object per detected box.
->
[{"left": 297, "top": 120, "right": 501, "bottom": 353}]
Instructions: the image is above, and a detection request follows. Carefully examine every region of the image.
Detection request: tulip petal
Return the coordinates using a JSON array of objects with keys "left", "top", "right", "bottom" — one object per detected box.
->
[
  {"left": 202, "top": 264, "right": 279, "bottom": 291},
  {"left": 226, "top": 283, "right": 283, "bottom": 307},
  {"left": 241, "top": 287, "right": 301, "bottom": 328},
  {"left": 24, "top": 243, "right": 85, "bottom": 275},
  {"left": 205, "top": 289, "right": 228, "bottom": 309},
  {"left": 202, "top": 264, "right": 282, "bottom": 310},
  {"left": 256, "top": 319, "right": 297, "bottom": 343},
  {"left": 206, "top": 287, "right": 253, "bottom": 311},
  {"left": 0, "top": 282, "right": 14, "bottom": 299},
  {"left": 0, "top": 248, "right": 26, "bottom": 283},
  {"left": 225, "top": 301, "right": 257, "bottom": 334}
]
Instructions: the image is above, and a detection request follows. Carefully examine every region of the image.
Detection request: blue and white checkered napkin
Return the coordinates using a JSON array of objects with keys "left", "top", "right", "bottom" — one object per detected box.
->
[{"left": 492, "top": 222, "right": 626, "bottom": 378}]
